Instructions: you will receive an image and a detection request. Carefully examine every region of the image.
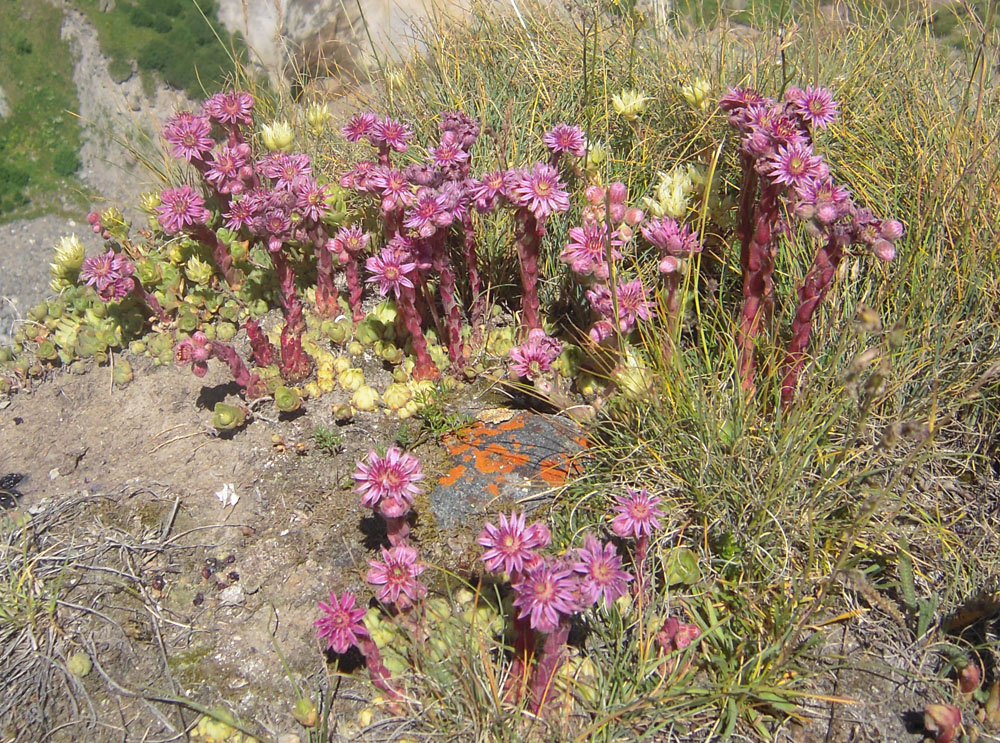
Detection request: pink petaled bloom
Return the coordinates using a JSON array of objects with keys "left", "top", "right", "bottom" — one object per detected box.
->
[
  {"left": 767, "top": 113, "right": 808, "bottom": 149},
  {"left": 589, "top": 319, "right": 615, "bottom": 344},
  {"left": 429, "top": 132, "right": 471, "bottom": 169},
  {"left": 223, "top": 195, "right": 258, "bottom": 231},
  {"left": 719, "top": 86, "right": 768, "bottom": 113},
  {"left": 156, "top": 185, "right": 211, "bottom": 234},
  {"left": 315, "top": 591, "right": 369, "bottom": 654},
  {"left": 365, "top": 248, "right": 417, "bottom": 299},
  {"left": 372, "top": 117, "right": 413, "bottom": 152},
  {"left": 163, "top": 112, "right": 215, "bottom": 162},
  {"left": 340, "top": 160, "right": 379, "bottom": 192},
  {"left": 611, "top": 487, "right": 664, "bottom": 539},
  {"left": 468, "top": 170, "right": 510, "bottom": 212},
  {"left": 766, "top": 142, "right": 827, "bottom": 188},
  {"left": 258, "top": 153, "right": 312, "bottom": 189},
  {"left": 342, "top": 112, "right": 378, "bottom": 142},
  {"left": 642, "top": 217, "right": 702, "bottom": 258},
  {"left": 204, "top": 143, "right": 251, "bottom": 193},
  {"left": 615, "top": 279, "right": 651, "bottom": 331},
  {"left": 794, "top": 86, "right": 838, "bottom": 130},
  {"left": 353, "top": 447, "right": 424, "bottom": 511},
  {"left": 794, "top": 178, "right": 851, "bottom": 224},
  {"left": 293, "top": 177, "right": 329, "bottom": 222},
  {"left": 543, "top": 123, "right": 587, "bottom": 158},
  {"left": 203, "top": 90, "right": 254, "bottom": 126},
  {"left": 80, "top": 248, "right": 129, "bottom": 290},
  {"left": 573, "top": 534, "right": 633, "bottom": 608},
  {"left": 511, "top": 559, "right": 579, "bottom": 632},
  {"left": 560, "top": 223, "right": 623, "bottom": 280},
  {"left": 509, "top": 334, "right": 562, "bottom": 381},
  {"left": 478, "top": 511, "right": 551, "bottom": 575},
  {"left": 331, "top": 225, "right": 370, "bottom": 258},
  {"left": 507, "top": 163, "right": 570, "bottom": 220},
  {"left": 366, "top": 545, "right": 427, "bottom": 609},
  {"left": 403, "top": 188, "right": 450, "bottom": 238},
  {"left": 97, "top": 276, "right": 134, "bottom": 303},
  {"left": 370, "top": 167, "right": 413, "bottom": 211},
  {"left": 174, "top": 331, "right": 211, "bottom": 376},
  {"left": 586, "top": 284, "right": 614, "bottom": 318}
]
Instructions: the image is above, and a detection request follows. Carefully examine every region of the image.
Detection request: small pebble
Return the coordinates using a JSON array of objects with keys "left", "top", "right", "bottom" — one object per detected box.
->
[
  {"left": 227, "top": 571, "right": 239, "bottom": 581},
  {"left": 193, "top": 593, "right": 204, "bottom": 606}
]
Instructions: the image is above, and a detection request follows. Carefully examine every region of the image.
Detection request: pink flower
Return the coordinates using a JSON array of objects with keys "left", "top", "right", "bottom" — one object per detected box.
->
[
  {"left": 163, "top": 112, "right": 215, "bottom": 162},
  {"left": 611, "top": 487, "right": 664, "bottom": 539},
  {"left": 97, "top": 277, "right": 134, "bottom": 303},
  {"left": 543, "top": 123, "right": 586, "bottom": 158},
  {"left": 367, "top": 545, "right": 427, "bottom": 609},
  {"left": 294, "top": 177, "right": 329, "bottom": 222},
  {"left": 366, "top": 248, "right": 417, "bottom": 298},
  {"left": 342, "top": 112, "right": 378, "bottom": 142},
  {"left": 641, "top": 218, "right": 701, "bottom": 258},
  {"left": 370, "top": 167, "right": 413, "bottom": 211},
  {"left": 340, "top": 160, "right": 379, "bottom": 192},
  {"left": 511, "top": 559, "right": 579, "bottom": 632},
  {"left": 174, "top": 331, "right": 212, "bottom": 376},
  {"left": 794, "top": 86, "right": 838, "bottom": 130},
  {"left": 80, "top": 249, "right": 129, "bottom": 291},
  {"left": 372, "top": 117, "right": 413, "bottom": 152},
  {"left": 404, "top": 188, "right": 451, "bottom": 237},
  {"left": 794, "top": 178, "right": 851, "bottom": 224},
  {"left": 331, "top": 225, "right": 370, "bottom": 257},
  {"left": 615, "top": 279, "right": 652, "bottom": 330},
  {"left": 223, "top": 195, "right": 258, "bottom": 231},
  {"left": 766, "top": 142, "right": 827, "bottom": 188},
  {"left": 353, "top": 447, "right": 424, "bottom": 512},
  {"left": 430, "top": 132, "right": 471, "bottom": 169},
  {"left": 478, "top": 511, "right": 551, "bottom": 575},
  {"left": 203, "top": 90, "right": 254, "bottom": 126},
  {"left": 468, "top": 170, "right": 510, "bottom": 212},
  {"left": 156, "top": 185, "right": 211, "bottom": 234},
  {"left": 258, "top": 153, "right": 312, "bottom": 189},
  {"left": 509, "top": 333, "right": 562, "bottom": 380},
  {"left": 204, "top": 142, "right": 251, "bottom": 193},
  {"left": 507, "top": 163, "right": 570, "bottom": 220},
  {"left": 315, "top": 591, "right": 369, "bottom": 654},
  {"left": 560, "top": 223, "right": 623, "bottom": 279},
  {"left": 573, "top": 534, "right": 632, "bottom": 608}
]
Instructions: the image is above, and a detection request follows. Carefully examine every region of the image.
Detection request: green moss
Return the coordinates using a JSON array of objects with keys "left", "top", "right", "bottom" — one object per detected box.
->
[
  {"left": 70, "top": 0, "right": 246, "bottom": 99},
  {"left": 0, "top": 2, "right": 84, "bottom": 220}
]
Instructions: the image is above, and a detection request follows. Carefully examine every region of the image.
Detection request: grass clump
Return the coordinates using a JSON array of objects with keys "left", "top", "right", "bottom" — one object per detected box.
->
[
  {"left": 0, "top": 1, "right": 83, "bottom": 218},
  {"left": 70, "top": 0, "right": 245, "bottom": 99}
]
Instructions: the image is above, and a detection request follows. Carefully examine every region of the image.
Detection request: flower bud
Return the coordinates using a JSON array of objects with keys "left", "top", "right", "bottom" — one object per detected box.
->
[
  {"left": 923, "top": 704, "right": 961, "bottom": 743},
  {"left": 959, "top": 661, "right": 981, "bottom": 694},
  {"left": 304, "top": 102, "right": 331, "bottom": 131},
  {"left": 681, "top": 78, "right": 712, "bottom": 111},
  {"left": 880, "top": 219, "right": 904, "bottom": 241},
  {"left": 872, "top": 238, "right": 896, "bottom": 262},
  {"left": 612, "top": 89, "right": 649, "bottom": 121}
]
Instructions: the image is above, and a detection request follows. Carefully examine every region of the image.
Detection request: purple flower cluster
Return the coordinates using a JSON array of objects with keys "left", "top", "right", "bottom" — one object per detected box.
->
[
  {"left": 80, "top": 249, "right": 135, "bottom": 302},
  {"left": 721, "top": 84, "right": 903, "bottom": 400}
]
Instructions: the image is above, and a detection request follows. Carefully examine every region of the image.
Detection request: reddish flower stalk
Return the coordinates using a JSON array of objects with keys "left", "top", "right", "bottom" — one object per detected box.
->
[
  {"left": 736, "top": 183, "right": 781, "bottom": 390},
  {"left": 344, "top": 256, "right": 364, "bottom": 323},
  {"left": 779, "top": 232, "right": 846, "bottom": 406},
  {"left": 461, "top": 212, "right": 485, "bottom": 336},
  {"left": 399, "top": 284, "right": 439, "bottom": 380},
  {"left": 271, "top": 250, "right": 313, "bottom": 382},
  {"left": 243, "top": 318, "right": 276, "bottom": 367},
  {"left": 529, "top": 618, "right": 571, "bottom": 713},
  {"left": 191, "top": 224, "right": 240, "bottom": 289},
  {"left": 210, "top": 342, "right": 268, "bottom": 398},
  {"left": 505, "top": 616, "right": 536, "bottom": 703},
  {"left": 513, "top": 210, "right": 543, "bottom": 332},
  {"left": 312, "top": 231, "right": 339, "bottom": 316},
  {"left": 357, "top": 635, "right": 401, "bottom": 700},
  {"left": 428, "top": 234, "right": 465, "bottom": 367},
  {"left": 127, "top": 278, "right": 169, "bottom": 323}
]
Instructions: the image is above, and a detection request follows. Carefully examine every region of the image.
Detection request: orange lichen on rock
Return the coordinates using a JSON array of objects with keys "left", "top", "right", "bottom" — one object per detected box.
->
[{"left": 438, "top": 464, "right": 467, "bottom": 487}]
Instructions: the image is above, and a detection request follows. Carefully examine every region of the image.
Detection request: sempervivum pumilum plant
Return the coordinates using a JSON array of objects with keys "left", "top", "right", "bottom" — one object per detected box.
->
[
  {"left": 353, "top": 447, "right": 424, "bottom": 546},
  {"left": 611, "top": 487, "right": 665, "bottom": 597},
  {"left": 479, "top": 511, "right": 633, "bottom": 714},
  {"left": 315, "top": 590, "right": 399, "bottom": 699},
  {"left": 366, "top": 544, "right": 428, "bottom": 611},
  {"left": 719, "top": 84, "right": 902, "bottom": 397}
]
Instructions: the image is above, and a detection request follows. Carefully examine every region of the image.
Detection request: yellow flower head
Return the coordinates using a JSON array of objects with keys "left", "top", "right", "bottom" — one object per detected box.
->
[{"left": 612, "top": 89, "right": 650, "bottom": 121}]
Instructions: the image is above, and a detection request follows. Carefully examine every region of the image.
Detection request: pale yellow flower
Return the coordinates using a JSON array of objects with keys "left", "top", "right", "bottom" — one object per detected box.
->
[
  {"left": 612, "top": 89, "right": 650, "bottom": 121},
  {"left": 260, "top": 120, "right": 294, "bottom": 152},
  {"left": 681, "top": 78, "right": 712, "bottom": 111}
]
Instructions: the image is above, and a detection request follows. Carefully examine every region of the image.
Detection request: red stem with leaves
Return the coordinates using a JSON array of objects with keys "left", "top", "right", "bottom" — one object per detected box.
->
[
  {"left": 513, "top": 210, "right": 543, "bottom": 333},
  {"left": 272, "top": 250, "right": 313, "bottom": 382}
]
